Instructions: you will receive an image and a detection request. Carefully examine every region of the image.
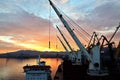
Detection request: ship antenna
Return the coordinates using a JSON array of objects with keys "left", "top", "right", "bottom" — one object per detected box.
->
[{"left": 37, "top": 55, "right": 41, "bottom": 65}]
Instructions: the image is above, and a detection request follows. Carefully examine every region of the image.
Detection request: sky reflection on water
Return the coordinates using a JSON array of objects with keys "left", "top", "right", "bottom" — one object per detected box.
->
[{"left": 0, "top": 58, "right": 62, "bottom": 80}]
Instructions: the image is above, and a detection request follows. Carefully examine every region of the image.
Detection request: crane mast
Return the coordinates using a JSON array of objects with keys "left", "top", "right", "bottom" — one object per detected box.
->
[
  {"left": 57, "top": 25, "right": 80, "bottom": 63},
  {"left": 87, "top": 32, "right": 98, "bottom": 48},
  {"left": 109, "top": 23, "right": 120, "bottom": 42},
  {"left": 57, "top": 36, "right": 69, "bottom": 52},
  {"left": 56, "top": 25, "right": 73, "bottom": 52},
  {"left": 49, "top": 0, "right": 93, "bottom": 63}
]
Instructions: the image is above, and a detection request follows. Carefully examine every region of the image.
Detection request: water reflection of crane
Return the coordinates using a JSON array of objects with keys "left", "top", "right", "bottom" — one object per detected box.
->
[{"left": 6, "top": 58, "right": 9, "bottom": 65}]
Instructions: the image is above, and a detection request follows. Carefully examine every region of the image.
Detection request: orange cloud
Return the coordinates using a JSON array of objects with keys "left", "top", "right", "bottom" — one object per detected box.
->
[
  {"left": 61, "top": 0, "right": 69, "bottom": 3},
  {"left": 0, "top": 5, "right": 64, "bottom": 53}
]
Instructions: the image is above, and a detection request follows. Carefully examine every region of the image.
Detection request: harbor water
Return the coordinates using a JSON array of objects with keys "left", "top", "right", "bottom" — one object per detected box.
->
[{"left": 0, "top": 58, "right": 62, "bottom": 80}]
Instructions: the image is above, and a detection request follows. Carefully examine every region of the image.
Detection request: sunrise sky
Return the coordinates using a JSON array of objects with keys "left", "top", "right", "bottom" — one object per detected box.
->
[{"left": 0, "top": 0, "right": 120, "bottom": 53}]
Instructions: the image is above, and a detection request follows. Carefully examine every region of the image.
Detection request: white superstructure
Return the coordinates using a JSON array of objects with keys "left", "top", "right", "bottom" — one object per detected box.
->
[{"left": 23, "top": 55, "right": 52, "bottom": 80}]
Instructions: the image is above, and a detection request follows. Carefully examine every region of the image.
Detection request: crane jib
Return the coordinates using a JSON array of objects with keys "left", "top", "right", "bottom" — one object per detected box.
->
[{"left": 48, "top": 0, "right": 94, "bottom": 63}]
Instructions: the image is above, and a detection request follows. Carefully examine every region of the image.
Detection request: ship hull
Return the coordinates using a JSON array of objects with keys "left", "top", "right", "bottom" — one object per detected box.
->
[{"left": 54, "top": 60, "right": 120, "bottom": 80}]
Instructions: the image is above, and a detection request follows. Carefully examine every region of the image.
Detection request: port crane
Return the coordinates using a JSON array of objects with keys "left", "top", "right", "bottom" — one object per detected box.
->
[
  {"left": 99, "top": 24, "right": 120, "bottom": 48},
  {"left": 48, "top": 0, "right": 108, "bottom": 76},
  {"left": 109, "top": 24, "right": 120, "bottom": 43},
  {"left": 87, "top": 32, "right": 99, "bottom": 49},
  {"left": 56, "top": 25, "right": 81, "bottom": 64},
  {"left": 99, "top": 24, "right": 120, "bottom": 61}
]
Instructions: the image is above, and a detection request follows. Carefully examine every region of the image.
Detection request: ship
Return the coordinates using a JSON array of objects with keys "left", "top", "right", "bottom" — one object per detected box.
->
[
  {"left": 48, "top": 0, "right": 120, "bottom": 80},
  {"left": 23, "top": 55, "right": 52, "bottom": 80}
]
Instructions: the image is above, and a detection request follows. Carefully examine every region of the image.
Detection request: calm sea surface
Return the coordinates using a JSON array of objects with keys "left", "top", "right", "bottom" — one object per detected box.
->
[{"left": 0, "top": 58, "right": 62, "bottom": 80}]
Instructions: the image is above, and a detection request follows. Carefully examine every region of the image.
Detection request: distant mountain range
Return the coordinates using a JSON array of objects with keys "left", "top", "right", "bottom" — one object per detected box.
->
[{"left": 0, "top": 50, "right": 66, "bottom": 58}]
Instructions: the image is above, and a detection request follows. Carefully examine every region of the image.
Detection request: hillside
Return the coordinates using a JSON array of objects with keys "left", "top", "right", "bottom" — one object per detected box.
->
[{"left": 0, "top": 50, "right": 66, "bottom": 58}]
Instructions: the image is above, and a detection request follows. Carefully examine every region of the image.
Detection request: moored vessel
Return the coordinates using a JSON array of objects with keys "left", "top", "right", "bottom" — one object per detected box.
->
[{"left": 23, "top": 55, "right": 52, "bottom": 80}]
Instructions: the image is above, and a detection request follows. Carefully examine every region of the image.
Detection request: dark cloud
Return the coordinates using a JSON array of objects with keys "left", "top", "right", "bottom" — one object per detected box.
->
[
  {"left": 62, "top": 0, "right": 120, "bottom": 46},
  {"left": 0, "top": 5, "right": 55, "bottom": 38},
  {"left": 73, "top": 1, "right": 120, "bottom": 34},
  {"left": 88, "top": 1, "right": 120, "bottom": 28}
]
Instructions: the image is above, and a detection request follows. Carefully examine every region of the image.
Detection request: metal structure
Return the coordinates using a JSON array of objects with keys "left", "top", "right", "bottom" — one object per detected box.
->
[
  {"left": 57, "top": 36, "right": 69, "bottom": 52},
  {"left": 114, "top": 42, "right": 120, "bottom": 60},
  {"left": 99, "top": 24, "right": 120, "bottom": 61},
  {"left": 87, "top": 32, "right": 99, "bottom": 49},
  {"left": 48, "top": 0, "right": 108, "bottom": 76},
  {"left": 56, "top": 25, "right": 81, "bottom": 64},
  {"left": 56, "top": 25, "right": 73, "bottom": 52}
]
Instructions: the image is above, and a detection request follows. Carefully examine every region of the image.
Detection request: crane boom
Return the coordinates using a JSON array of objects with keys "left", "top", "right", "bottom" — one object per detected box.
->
[
  {"left": 57, "top": 25, "right": 79, "bottom": 63},
  {"left": 49, "top": 0, "right": 93, "bottom": 63},
  {"left": 109, "top": 23, "right": 120, "bottom": 42},
  {"left": 88, "top": 32, "right": 99, "bottom": 48},
  {"left": 57, "top": 36, "right": 69, "bottom": 52},
  {"left": 56, "top": 25, "right": 73, "bottom": 51}
]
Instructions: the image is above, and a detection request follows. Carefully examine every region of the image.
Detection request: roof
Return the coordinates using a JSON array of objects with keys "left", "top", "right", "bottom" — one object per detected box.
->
[{"left": 23, "top": 65, "right": 51, "bottom": 70}]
